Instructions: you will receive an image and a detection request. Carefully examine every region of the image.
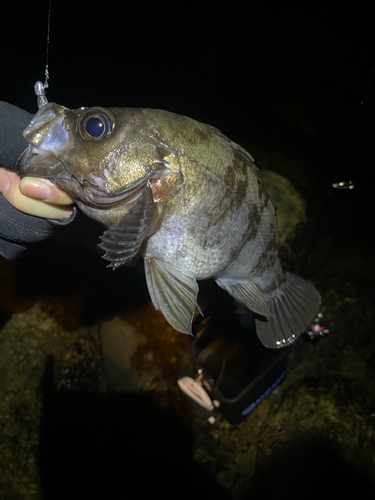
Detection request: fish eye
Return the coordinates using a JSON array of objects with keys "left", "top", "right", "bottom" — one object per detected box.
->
[
  {"left": 86, "top": 116, "right": 105, "bottom": 138},
  {"left": 79, "top": 108, "right": 114, "bottom": 141}
]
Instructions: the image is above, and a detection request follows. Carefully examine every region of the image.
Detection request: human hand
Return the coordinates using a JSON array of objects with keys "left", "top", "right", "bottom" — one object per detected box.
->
[{"left": 0, "top": 168, "right": 74, "bottom": 219}]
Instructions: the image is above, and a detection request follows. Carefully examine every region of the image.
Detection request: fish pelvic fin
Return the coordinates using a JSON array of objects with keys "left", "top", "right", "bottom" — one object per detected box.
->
[
  {"left": 215, "top": 278, "right": 271, "bottom": 317},
  {"left": 144, "top": 258, "right": 199, "bottom": 335},
  {"left": 98, "top": 185, "right": 155, "bottom": 269},
  {"left": 255, "top": 272, "right": 321, "bottom": 348}
]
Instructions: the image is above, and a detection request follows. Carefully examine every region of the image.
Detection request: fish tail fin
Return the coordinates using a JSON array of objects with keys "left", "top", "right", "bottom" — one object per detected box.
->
[{"left": 256, "top": 272, "right": 321, "bottom": 348}]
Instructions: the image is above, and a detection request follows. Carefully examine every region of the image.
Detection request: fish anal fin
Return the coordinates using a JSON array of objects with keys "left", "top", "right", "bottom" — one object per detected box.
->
[
  {"left": 216, "top": 278, "right": 271, "bottom": 317},
  {"left": 144, "top": 258, "right": 199, "bottom": 335}
]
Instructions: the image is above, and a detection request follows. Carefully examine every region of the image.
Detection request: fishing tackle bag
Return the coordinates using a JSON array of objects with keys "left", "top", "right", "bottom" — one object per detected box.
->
[{"left": 178, "top": 309, "right": 289, "bottom": 425}]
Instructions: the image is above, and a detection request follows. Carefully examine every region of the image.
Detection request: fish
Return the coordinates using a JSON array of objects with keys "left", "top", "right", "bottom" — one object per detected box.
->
[{"left": 19, "top": 102, "right": 321, "bottom": 347}]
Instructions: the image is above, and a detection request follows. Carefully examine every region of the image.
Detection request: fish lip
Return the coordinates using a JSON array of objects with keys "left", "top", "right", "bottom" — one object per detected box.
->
[{"left": 54, "top": 173, "right": 153, "bottom": 209}]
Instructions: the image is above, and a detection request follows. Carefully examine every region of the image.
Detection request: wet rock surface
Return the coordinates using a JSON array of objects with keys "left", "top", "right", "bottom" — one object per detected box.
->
[{"left": 1, "top": 159, "right": 374, "bottom": 499}]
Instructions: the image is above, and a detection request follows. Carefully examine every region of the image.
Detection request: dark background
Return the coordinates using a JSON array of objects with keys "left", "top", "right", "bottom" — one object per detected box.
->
[
  {"left": 2, "top": 2, "right": 374, "bottom": 235},
  {"left": 2, "top": 3, "right": 374, "bottom": 136}
]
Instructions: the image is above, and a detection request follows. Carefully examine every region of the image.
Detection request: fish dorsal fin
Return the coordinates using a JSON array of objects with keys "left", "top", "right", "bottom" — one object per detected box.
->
[
  {"left": 98, "top": 185, "right": 154, "bottom": 268},
  {"left": 215, "top": 278, "right": 271, "bottom": 317},
  {"left": 144, "top": 258, "right": 199, "bottom": 335}
]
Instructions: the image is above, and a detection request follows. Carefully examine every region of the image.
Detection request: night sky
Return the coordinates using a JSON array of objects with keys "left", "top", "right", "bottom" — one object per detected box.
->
[{"left": 1, "top": 2, "right": 374, "bottom": 236}]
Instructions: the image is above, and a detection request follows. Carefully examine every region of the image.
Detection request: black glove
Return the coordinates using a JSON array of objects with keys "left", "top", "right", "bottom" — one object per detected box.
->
[{"left": 0, "top": 101, "right": 75, "bottom": 260}]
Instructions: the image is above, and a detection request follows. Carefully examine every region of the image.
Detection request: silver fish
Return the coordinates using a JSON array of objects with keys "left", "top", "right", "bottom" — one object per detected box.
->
[{"left": 19, "top": 103, "right": 321, "bottom": 347}]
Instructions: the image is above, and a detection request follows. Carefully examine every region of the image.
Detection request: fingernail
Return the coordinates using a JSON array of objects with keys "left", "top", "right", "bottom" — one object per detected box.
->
[
  {"left": 0, "top": 169, "right": 10, "bottom": 194},
  {"left": 21, "top": 181, "right": 52, "bottom": 200}
]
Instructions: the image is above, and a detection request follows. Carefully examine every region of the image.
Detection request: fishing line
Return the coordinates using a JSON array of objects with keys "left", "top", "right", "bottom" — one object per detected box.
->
[{"left": 34, "top": 0, "right": 51, "bottom": 109}]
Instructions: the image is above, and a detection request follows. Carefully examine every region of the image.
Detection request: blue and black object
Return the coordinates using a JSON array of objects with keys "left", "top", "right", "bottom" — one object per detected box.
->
[{"left": 189, "top": 310, "right": 289, "bottom": 425}]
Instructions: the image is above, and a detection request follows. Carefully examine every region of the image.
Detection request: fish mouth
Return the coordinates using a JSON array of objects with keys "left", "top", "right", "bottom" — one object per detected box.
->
[
  {"left": 18, "top": 147, "right": 71, "bottom": 180},
  {"left": 20, "top": 146, "right": 153, "bottom": 210},
  {"left": 53, "top": 173, "right": 153, "bottom": 209}
]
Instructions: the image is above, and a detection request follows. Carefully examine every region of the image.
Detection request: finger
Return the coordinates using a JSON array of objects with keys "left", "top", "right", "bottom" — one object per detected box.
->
[
  {"left": 0, "top": 168, "right": 11, "bottom": 194},
  {"left": 1, "top": 170, "right": 73, "bottom": 219},
  {"left": 19, "top": 177, "right": 74, "bottom": 205}
]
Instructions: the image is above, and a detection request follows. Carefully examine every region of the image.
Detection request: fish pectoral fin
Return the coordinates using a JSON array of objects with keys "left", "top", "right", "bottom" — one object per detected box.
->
[
  {"left": 144, "top": 258, "right": 199, "bottom": 335},
  {"left": 215, "top": 278, "right": 271, "bottom": 317},
  {"left": 98, "top": 185, "right": 155, "bottom": 269}
]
